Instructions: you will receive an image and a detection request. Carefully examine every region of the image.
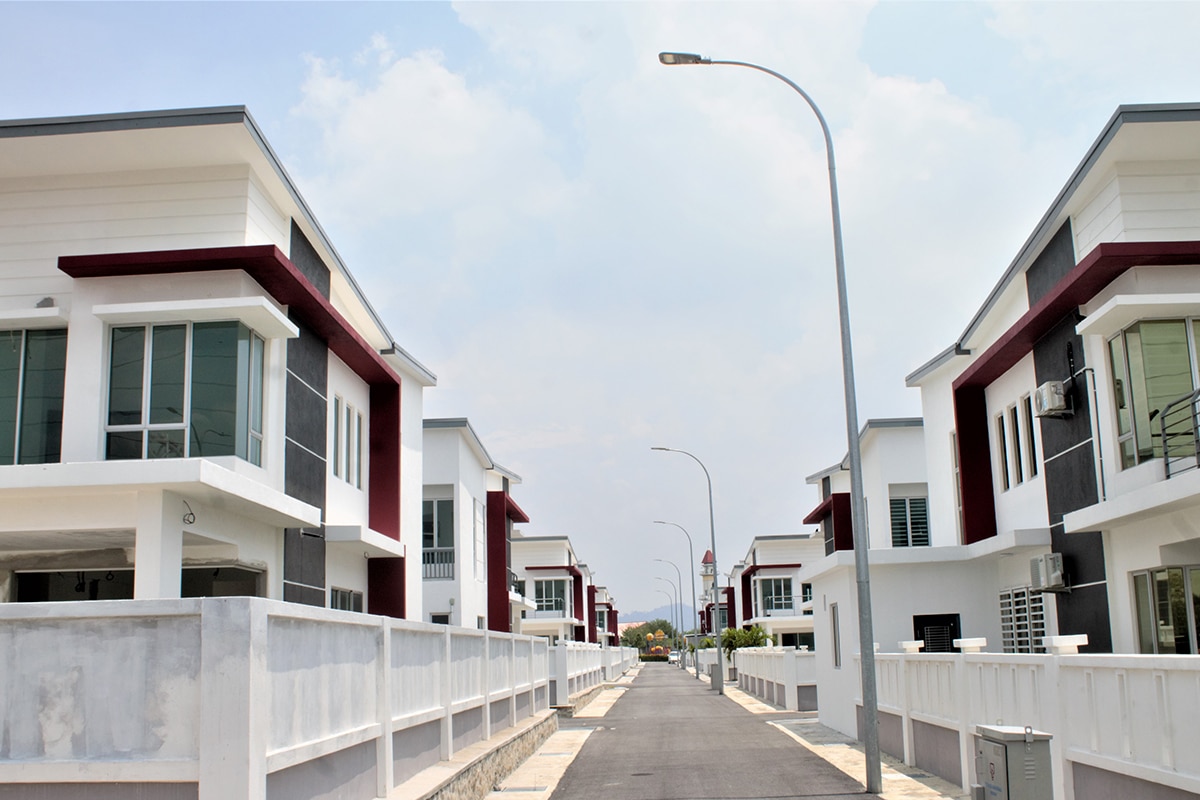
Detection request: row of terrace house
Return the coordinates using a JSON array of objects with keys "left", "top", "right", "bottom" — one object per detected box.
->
[
  {"left": 420, "top": 417, "right": 617, "bottom": 642},
  {"left": 0, "top": 107, "right": 618, "bottom": 638},
  {"left": 759, "top": 103, "right": 1200, "bottom": 765}
]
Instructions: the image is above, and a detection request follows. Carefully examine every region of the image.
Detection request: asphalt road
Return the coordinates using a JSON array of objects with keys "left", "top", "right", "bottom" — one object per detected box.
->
[{"left": 550, "top": 663, "right": 878, "bottom": 800}]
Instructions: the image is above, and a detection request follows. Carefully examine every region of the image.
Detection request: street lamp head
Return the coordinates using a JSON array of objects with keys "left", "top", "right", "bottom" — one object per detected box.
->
[{"left": 659, "top": 52, "right": 708, "bottom": 65}]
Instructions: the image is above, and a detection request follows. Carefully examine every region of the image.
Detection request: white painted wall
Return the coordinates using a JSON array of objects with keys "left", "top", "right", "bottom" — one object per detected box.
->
[
  {"left": 985, "top": 354, "right": 1050, "bottom": 536},
  {"left": 915, "top": 361, "right": 968, "bottom": 547},
  {"left": 325, "top": 354, "right": 371, "bottom": 526},
  {"left": 400, "top": 375, "right": 426, "bottom": 620}
]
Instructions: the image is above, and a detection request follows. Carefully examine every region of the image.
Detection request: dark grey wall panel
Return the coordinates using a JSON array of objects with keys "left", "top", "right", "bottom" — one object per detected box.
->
[
  {"left": 874, "top": 708, "right": 905, "bottom": 763},
  {"left": 0, "top": 785, "right": 197, "bottom": 799},
  {"left": 1054, "top": 582, "right": 1114, "bottom": 652},
  {"left": 289, "top": 220, "right": 331, "bottom": 299},
  {"left": 1073, "top": 762, "right": 1200, "bottom": 800},
  {"left": 1043, "top": 443, "right": 1101, "bottom": 531},
  {"left": 284, "top": 529, "right": 326, "bottom": 588},
  {"left": 797, "top": 685, "right": 818, "bottom": 711},
  {"left": 1025, "top": 222, "right": 1076, "bottom": 304},
  {"left": 285, "top": 374, "right": 326, "bottom": 458},
  {"left": 284, "top": 441, "right": 326, "bottom": 511},
  {"left": 393, "top": 721, "right": 441, "bottom": 786},
  {"left": 452, "top": 707, "right": 484, "bottom": 754},
  {"left": 266, "top": 740, "right": 376, "bottom": 800},
  {"left": 283, "top": 580, "right": 326, "bottom": 607},
  {"left": 286, "top": 315, "right": 329, "bottom": 392},
  {"left": 913, "top": 721, "right": 961, "bottom": 787}
]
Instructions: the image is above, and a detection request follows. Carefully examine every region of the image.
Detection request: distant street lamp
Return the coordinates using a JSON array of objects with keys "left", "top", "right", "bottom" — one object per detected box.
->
[
  {"left": 654, "top": 520, "right": 701, "bottom": 678},
  {"left": 657, "top": 50, "right": 881, "bottom": 792},
  {"left": 651, "top": 446, "right": 725, "bottom": 694},
  {"left": 654, "top": 574, "right": 681, "bottom": 654},
  {"left": 655, "top": 557, "right": 686, "bottom": 667},
  {"left": 654, "top": 588, "right": 676, "bottom": 652}
]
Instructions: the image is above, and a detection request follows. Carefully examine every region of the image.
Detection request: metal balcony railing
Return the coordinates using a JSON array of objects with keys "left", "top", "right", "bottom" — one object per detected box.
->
[
  {"left": 1160, "top": 389, "right": 1200, "bottom": 479},
  {"left": 422, "top": 547, "right": 454, "bottom": 580}
]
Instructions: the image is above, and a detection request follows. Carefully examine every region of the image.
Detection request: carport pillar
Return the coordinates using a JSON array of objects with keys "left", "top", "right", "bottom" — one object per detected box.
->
[{"left": 133, "top": 490, "right": 183, "bottom": 599}]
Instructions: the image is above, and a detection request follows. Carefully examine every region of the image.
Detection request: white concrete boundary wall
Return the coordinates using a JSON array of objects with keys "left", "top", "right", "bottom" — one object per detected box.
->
[
  {"left": 734, "top": 647, "right": 818, "bottom": 711},
  {"left": 864, "top": 651, "right": 1200, "bottom": 800},
  {"left": 548, "top": 641, "right": 637, "bottom": 705},
  {"left": 0, "top": 597, "right": 552, "bottom": 800}
]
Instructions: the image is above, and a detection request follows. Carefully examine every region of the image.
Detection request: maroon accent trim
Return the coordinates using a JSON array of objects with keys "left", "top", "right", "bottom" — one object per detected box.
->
[
  {"left": 806, "top": 493, "right": 855, "bottom": 552},
  {"left": 723, "top": 586, "right": 736, "bottom": 628},
  {"left": 486, "top": 491, "right": 511, "bottom": 632},
  {"left": 504, "top": 495, "right": 530, "bottom": 523},
  {"left": 802, "top": 497, "right": 833, "bottom": 525},
  {"left": 59, "top": 246, "right": 401, "bottom": 386},
  {"left": 369, "top": 384, "right": 401, "bottom": 540},
  {"left": 526, "top": 564, "right": 584, "bottom": 577},
  {"left": 60, "top": 246, "right": 411, "bottom": 546},
  {"left": 608, "top": 609, "right": 618, "bottom": 639},
  {"left": 587, "top": 585, "right": 598, "bottom": 643},
  {"left": 949, "top": 240, "right": 1200, "bottom": 543},
  {"left": 573, "top": 575, "right": 585, "bottom": 637},
  {"left": 954, "top": 386, "right": 996, "bottom": 545},
  {"left": 367, "top": 557, "right": 405, "bottom": 618},
  {"left": 741, "top": 572, "right": 753, "bottom": 623}
]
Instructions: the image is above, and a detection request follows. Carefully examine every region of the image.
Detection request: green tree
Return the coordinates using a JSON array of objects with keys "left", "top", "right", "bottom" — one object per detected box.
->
[
  {"left": 721, "top": 625, "right": 772, "bottom": 657},
  {"left": 619, "top": 619, "right": 676, "bottom": 651}
]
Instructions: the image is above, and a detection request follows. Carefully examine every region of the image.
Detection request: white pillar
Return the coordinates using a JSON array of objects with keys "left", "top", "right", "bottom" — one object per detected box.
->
[{"left": 134, "top": 490, "right": 183, "bottom": 599}]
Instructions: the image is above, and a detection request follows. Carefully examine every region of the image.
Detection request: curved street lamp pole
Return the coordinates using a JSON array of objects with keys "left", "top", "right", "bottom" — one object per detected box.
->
[
  {"left": 655, "top": 557, "right": 686, "bottom": 667},
  {"left": 657, "top": 51, "right": 881, "bottom": 793},
  {"left": 654, "top": 577, "right": 679, "bottom": 644},
  {"left": 654, "top": 588, "right": 676, "bottom": 652},
  {"left": 654, "top": 521, "right": 701, "bottom": 678},
  {"left": 651, "top": 446, "right": 725, "bottom": 695}
]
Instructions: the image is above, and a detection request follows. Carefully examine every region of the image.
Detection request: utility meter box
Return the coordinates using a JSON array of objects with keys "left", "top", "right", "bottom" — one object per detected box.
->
[{"left": 975, "top": 725, "right": 1052, "bottom": 800}]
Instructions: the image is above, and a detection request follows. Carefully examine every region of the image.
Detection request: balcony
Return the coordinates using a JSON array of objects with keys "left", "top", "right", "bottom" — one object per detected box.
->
[
  {"left": 1161, "top": 388, "right": 1200, "bottom": 479},
  {"left": 422, "top": 547, "right": 454, "bottom": 580},
  {"left": 531, "top": 597, "right": 571, "bottom": 619}
]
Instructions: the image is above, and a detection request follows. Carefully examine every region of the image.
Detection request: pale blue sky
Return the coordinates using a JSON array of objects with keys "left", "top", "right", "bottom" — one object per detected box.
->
[{"left": 5, "top": 2, "right": 1199, "bottom": 617}]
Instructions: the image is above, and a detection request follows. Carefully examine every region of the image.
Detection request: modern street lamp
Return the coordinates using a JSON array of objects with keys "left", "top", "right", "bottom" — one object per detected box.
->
[
  {"left": 657, "top": 51, "right": 881, "bottom": 793},
  {"left": 654, "top": 573, "right": 681, "bottom": 654},
  {"left": 654, "top": 520, "right": 701, "bottom": 679},
  {"left": 651, "top": 446, "right": 725, "bottom": 695},
  {"left": 654, "top": 588, "right": 676, "bottom": 652},
  {"left": 655, "top": 558, "right": 686, "bottom": 667}
]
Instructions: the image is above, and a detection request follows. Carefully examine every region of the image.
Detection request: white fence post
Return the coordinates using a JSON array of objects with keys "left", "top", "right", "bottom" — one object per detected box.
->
[
  {"left": 441, "top": 626, "right": 454, "bottom": 759},
  {"left": 376, "top": 618, "right": 393, "bottom": 797},
  {"left": 198, "top": 598, "right": 268, "bottom": 800}
]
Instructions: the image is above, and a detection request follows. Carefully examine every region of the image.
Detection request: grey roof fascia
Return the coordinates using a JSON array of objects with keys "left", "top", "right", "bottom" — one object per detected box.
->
[
  {"left": 955, "top": 102, "right": 1200, "bottom": 349},
  {"left": 905, "top": 343, "right": 970, "bottom": 386},
  {"left": 491, "top": 462, "right": 523, "bottom": 484},
  {"left": 2, "top": 107, "right": 436, "bottom": 383},
  {"left": 423, "top": 417, "right": 494, "bottom": 470}
]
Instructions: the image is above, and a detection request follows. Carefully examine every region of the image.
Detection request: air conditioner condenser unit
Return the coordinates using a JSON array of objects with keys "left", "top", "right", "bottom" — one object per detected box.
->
[
  {"left": 1031, "top": 553, "right": 1066, "bottom": 592},
  {"left": 1033, "top": 381, "right": 1070, "bottom": 417}
]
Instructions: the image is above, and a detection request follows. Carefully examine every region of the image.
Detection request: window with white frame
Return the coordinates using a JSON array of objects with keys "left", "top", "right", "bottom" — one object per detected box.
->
[
  {"left": 331, "top": 395, "right": 364, "bottom": 488},
  {"left": 996, "top": 399, "right": 1038, "bottom": 491},
  {"left": 330, "top": 587, "right": 363, "bottom": 612},
  {"left": 889, "top": 485, "right": 929, "bottom": 547},
  {"left": 106, "top": 322, "right": 264, "bottom": 464},
  {"left": 757, "top": 577, "right": 793, "bottom": 616},
  {"left": 1132, "top": 566, "right": 1200, "bottom": 654},
  {"left": 999, "top": 586, "right": 1045, "bottom": 653},
  {"left": 535, "top": 579, "right": 568, "bottom": 613},
  {"left": 951, "top": 431, "right": 964, "bottom": 539},
  {"left": 1108, "top": 319, "right": 1199, "bottom": 469},
  {"left": 831, "top": 603, "right": 841, "bottom": 668},
  {"left": 1021, "top": 394, "right": 1039, "bottom": 479},
  {"left": 1, "top": 328, "right": 67, "bottom": 465},
  {"left": 422, "top": 498, "right": 454, "bottom": 580}
]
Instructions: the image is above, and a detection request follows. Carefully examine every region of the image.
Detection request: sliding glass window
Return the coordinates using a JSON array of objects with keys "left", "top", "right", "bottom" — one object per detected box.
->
[{"left": 0, "top": 329, "right": 67, "bottom": 465}]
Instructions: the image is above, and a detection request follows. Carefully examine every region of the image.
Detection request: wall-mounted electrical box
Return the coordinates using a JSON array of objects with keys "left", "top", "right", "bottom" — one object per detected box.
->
[
  {"left": 975, "top": 725, "right": 1053, "bottom": 800},
  {"left": 1030, "top": 553, "right": 1065, "bottom": 592}
]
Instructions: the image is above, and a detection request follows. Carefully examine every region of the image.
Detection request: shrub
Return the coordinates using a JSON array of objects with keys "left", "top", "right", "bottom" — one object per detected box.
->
[{"left": 639, "top": 654, "right": 669, "bottom": 662}]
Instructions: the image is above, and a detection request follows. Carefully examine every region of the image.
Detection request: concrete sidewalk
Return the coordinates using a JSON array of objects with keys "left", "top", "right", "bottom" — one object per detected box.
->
[{"left": 492, "top": 663, "right": 968, "bottom": 800}]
